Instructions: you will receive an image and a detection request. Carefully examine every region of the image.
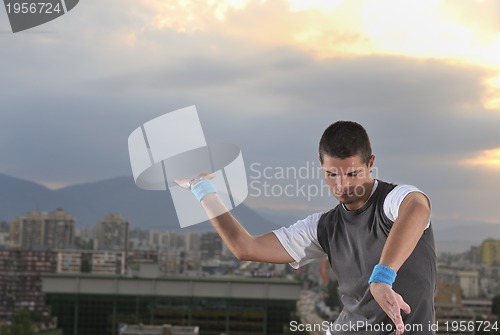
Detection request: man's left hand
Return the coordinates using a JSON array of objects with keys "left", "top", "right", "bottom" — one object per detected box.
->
[{"left": 370, "top": 282, "right": 411, "bottom": 335}]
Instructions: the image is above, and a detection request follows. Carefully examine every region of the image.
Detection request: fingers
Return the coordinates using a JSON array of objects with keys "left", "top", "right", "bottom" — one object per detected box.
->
[
  {"left": 392, "top": 310, "right": 404, "bottom": 335},
  {"left": 384, "top": 295, "right": 404, "bottom": 335},
  {"left": 174, "top": 172, "right": 215, "bottom": 189},
  {"left": 396, "top": 293, "right": 412, "bottom": 315},
  {"left": 370, "top": 283, "right": 411, "bottom": 335},
  {"left": 174, "top": 178, "right": 191, "bottom": 189},
  {"left": 388, "top": 293, "right": 413, "bottom": 335}
]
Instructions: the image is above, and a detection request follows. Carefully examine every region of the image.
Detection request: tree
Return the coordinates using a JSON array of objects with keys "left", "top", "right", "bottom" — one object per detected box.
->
[{"left": 2, "top": 309, "right": 36, "bottom": 335}]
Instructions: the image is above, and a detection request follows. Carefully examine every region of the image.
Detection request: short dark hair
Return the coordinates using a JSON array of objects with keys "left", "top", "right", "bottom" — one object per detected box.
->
[{"left": 319, "top": 121, "right": 372, "bottom": 165}]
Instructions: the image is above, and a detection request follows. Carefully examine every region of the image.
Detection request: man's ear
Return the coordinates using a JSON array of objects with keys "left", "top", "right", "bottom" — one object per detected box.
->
[
  {"left": 369, "top": 155, "right": 375, "bottom": 171},
  {"left": 318, "top": 154, "right": 323, "bottom": 165}
]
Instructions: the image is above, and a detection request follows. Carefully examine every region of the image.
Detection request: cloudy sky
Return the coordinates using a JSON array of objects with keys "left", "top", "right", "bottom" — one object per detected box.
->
[{"left": 1, "top": 0, "right": 500, "bottom": 228}]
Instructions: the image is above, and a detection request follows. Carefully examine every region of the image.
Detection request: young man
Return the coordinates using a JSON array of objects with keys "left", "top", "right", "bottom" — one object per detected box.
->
[{"left": 177, "top": 121, "right": 436, "bottom": 335}]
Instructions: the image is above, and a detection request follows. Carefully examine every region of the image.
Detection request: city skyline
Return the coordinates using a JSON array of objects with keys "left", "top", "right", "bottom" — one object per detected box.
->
[{"left": 1, "top": 1, "right": 500, "bottom": 234}]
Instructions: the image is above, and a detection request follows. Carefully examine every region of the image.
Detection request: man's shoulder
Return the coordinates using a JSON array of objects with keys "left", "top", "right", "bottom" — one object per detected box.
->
[
  {"left": 376, "top": 179, "right": 399, "bottom": 190},
  {"left": 316, "top": 205, "right": 342, "bottom": 231},
  {"left": 377, "top": 179, "right": 426, "bottom": 192},
  {"left": 382, "top": 182, "right": 426, "bottom": 198}
]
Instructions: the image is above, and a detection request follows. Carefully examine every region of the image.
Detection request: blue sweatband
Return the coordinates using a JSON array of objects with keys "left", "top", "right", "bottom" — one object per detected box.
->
[
  {"left": 368, "top": 264, "right": 397, "bottom": 286},
  {"left": 191, "top": 179, "right": 217, "bottom": 202}
]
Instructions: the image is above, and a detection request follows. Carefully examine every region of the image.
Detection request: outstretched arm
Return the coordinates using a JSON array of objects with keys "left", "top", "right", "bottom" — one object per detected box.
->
[
  {"left": 369, "top": 192, "right": 430, "bottom": 335},
  {"left": 176, "top": 175, "right": 294, "bottom": 264}
]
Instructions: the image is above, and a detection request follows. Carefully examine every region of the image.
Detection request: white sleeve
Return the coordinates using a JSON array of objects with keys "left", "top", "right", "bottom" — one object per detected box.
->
[
  {"left": 272, "top": 212, "right": 327, "bottom": 269},
  {"left": 383, "top": 185, "right": 431, "bottom": 229}
]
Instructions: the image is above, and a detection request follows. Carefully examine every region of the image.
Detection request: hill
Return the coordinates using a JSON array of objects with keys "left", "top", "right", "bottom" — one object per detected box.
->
[{"left": 0, "top": 174, "right": 278, "bottom": 235}]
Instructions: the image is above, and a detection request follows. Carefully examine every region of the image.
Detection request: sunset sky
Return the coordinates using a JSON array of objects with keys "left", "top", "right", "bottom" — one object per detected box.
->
[{"left": 1, "top": 0, "right": 500, "bottom": 229}]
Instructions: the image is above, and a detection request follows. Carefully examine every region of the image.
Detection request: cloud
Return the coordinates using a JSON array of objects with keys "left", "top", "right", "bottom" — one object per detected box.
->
[
  {"left": 1, "top": 0, "right": 500, "bottom": 226},
  {"left": 134, "top": 0, "right": 500, "bottom": 111},
  {"left": 461, "top": 148, "right": 500, "bottom": 168}
]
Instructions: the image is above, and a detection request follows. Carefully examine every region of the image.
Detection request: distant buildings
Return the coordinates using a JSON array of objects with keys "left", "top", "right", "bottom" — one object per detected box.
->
[
  {"left": 185, "top": 231, "right": 201, "bottom": 253},
  {"left": 56, "top": 250, "right": 126, "bottom": 275},
  {"left": 2, "top": 208, "right": 302, "bottom": 333},
  {"left": 438, "top": 267, "right": 480, "bottom": 299},
  {"left": 92, "top": 250, "right": 127, "bottom": 275},
  {"left": 96, "top": 213, "right": 129, "bottom": 251},
  {"left": 0, "top": 249, "right": 56, "bottom": 321},
  {"left": 482, "top": 239, "right": 500, "bottom": 266},
  {"left": 57, "top": 250, "right": 81, "bottom": 273},
  {"left": 10, "top": 208, "right": 75, "bottom": 250},
  {"left": 0, "top": 220, "right": 10, "bottom": 246},
  {"left": 3, "top": 204, "right": 497, "bottom": 335},
  {"left": 200, "top": 232, "right": 222, "bottom": 260}
]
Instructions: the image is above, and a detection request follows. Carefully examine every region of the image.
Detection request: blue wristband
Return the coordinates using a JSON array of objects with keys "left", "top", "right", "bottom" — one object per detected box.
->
[
  {"left": 191, "top": 179, "right": 217, "bottom": 202},
  {"left": 368, "top": 264, "right": 397, "bottom": 286}
]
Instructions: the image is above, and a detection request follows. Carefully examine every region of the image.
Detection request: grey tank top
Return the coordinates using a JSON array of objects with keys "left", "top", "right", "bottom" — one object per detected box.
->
[{"left": 317, "top": 180, "right": 437, "bottom": 335}]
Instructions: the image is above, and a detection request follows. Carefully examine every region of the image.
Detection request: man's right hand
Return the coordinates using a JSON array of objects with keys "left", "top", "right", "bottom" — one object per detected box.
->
[{"left": 175, "top": 172, "right": 214, "bottom": 190}]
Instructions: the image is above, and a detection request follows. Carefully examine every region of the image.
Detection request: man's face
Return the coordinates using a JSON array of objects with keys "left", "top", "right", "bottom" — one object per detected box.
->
[{"left": 321, "top": 154, "right": 375, "bottom": 211}]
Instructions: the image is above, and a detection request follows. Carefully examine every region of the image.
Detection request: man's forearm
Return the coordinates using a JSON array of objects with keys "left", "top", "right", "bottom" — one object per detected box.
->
[
  {"left": 379, "top": 192, "right": 430, "bottom": 271},
  {"left": 201, "top": 193, "right": 254, "bottom": 260},
  {"left": 200, "top": 193, "right": 294, "bottom": 264}
]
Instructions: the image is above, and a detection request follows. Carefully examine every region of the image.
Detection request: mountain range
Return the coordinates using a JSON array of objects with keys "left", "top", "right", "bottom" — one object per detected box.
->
[
  {"left": 0, "top": 173, "right": 498, "bottom": 253},
  {"left": 0, "top": 173, "right": 279, "bottom": 235}
]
